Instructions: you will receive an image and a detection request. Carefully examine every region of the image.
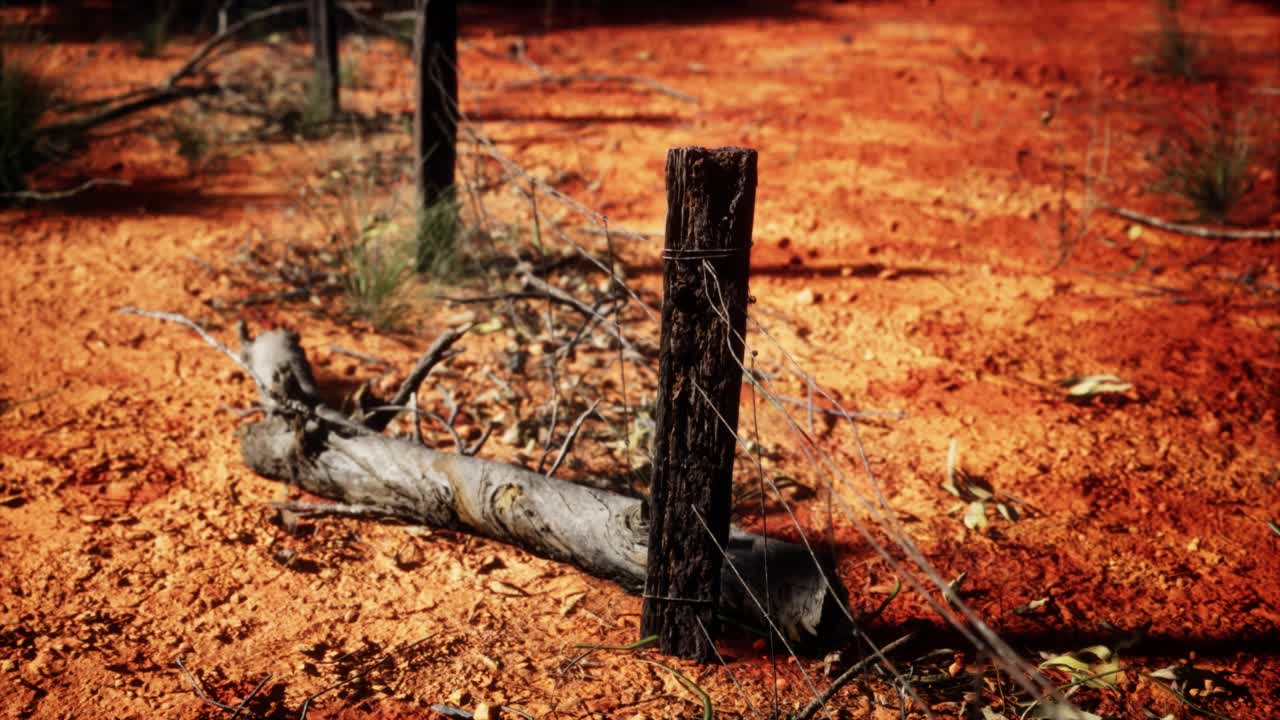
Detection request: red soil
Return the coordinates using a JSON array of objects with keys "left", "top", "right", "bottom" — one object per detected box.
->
[{"left": 2, "top": 2, "right": 1278, "bottom": 719}]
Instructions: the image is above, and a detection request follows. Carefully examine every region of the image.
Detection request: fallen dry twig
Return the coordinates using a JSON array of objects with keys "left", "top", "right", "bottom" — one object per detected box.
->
[
  {"left": 1102, "top": 204, "right": 1280, "bottom": 241},
  {"left": 790, "top": 632, "right": 915, "bottom": 720},
  {"left": 365, "top": 323, "right": 473, "bottom": 432}
]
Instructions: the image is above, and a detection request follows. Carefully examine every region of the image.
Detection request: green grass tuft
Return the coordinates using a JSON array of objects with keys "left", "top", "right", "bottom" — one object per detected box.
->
[
  {"left": 137, "top": 2, "right": 176, "bottom": 58},
  {"left": 1139, "top": 0, "right": 1208, "bottom": 81},
  {"left": 345, "top": 232, "right": 414, "bottom": 333},
  {"left": 297, "top": 76, "right": 338, "bottom": 133},
  {"left": 414, "top": 195, "right": 463, "bottom": 278},
  {"left": 338, "top": 61, "right": 361, "bottom": 90},
  {"left": 169, "top": 111, "right": 213, "bottom": 166},
  {"left": 1153, "top": 109, "right": 1256, "bottom": 223}
]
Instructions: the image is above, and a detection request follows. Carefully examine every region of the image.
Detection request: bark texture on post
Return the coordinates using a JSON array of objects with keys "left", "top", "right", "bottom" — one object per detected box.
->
[
  {"left": 413, "top": 0, "right": 458, "bottom": 209},
  {"left": 308, "top": 0, "right": 339, "bottom": 121},
  {"left": 641, "top": 146, "right": 757, "bottom": 661}
]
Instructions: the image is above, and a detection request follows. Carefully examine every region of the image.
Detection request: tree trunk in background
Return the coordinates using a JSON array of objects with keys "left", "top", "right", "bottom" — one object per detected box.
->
[
  {"left": 413, "top": 0, "right": 458, "bottom": 209},
  {"left": 308, "top": 0, "right": 338, "bottom": 121}
]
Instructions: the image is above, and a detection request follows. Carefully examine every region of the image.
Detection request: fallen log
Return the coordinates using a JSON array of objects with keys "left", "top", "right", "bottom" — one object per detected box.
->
[{"left": 236, "top": 326, "right": 853, "bottom": 647}]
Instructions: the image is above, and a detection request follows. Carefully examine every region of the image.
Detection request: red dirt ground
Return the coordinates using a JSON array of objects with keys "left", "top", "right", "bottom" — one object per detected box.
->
[{"left": 2, "top": 2, "right": 1279, "bottom": 719}]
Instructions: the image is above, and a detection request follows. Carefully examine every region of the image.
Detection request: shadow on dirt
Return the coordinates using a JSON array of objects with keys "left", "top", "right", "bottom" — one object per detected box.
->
[
  {"left": 471, "top": 110, "right": 682, "bottom": 126},
  {"left": 883, "top": 620, "right": 1280, "bottom": 661},
  {"left": 626, "top": 260, "right": 947, "bottom": 281},
  {"left": 3, "top": 0, "right": 845, "bottom": 46},
  {"left": 29, "top": 175, "right": 292, "bottom": 220}
]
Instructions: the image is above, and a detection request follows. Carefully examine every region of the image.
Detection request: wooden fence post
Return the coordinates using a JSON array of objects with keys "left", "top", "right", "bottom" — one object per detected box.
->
[
  {"left": 641, "top": 146, "right": 757, "bottom": 661},
  {"left": 308, "top": 0, "right": 338, "bottom": 121},
  {"left": 413, "top": 0, "right": 458, "bottom": 209}
]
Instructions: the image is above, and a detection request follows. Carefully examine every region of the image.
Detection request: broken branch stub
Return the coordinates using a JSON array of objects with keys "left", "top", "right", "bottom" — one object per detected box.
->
[{"left": 641, "top": 146, "right": 757, "bottom": 661}]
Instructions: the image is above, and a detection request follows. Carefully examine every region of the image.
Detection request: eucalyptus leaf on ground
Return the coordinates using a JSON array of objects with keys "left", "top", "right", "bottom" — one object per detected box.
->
[
  {"left": 1013, "top": 596, "right": 1051, "bottom": 615},
  {"left": 945, "top": 571, "right": 967, "bottom": 608},
  {"left": 942, "top": 438, "right": 1019, "bottom": 530},
  {"left": 1025, "top": 703, "right": 1103, "bottom": 720},
  {"left": 1058, "top": 374, "right": 1133, "bottom": 399},
  {"left": 471, "top": 317, "right": 505, "bottom": 334},
  {"left": 964, "top": 500, "right": 988, "bottom": 530},
  {"left": 1039, "top": 645, "right": 1125, "bottom": 689}
]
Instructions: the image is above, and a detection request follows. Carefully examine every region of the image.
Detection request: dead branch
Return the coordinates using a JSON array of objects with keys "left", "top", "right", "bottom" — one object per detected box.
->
[
  {"left": 521, "top": 274, "right": 645, "bottom": 358},
  {"left": 337, "top": 2, "right": 413, "bottom": 50},
  {"left": 504, "top": 44, "right": 698, "bottom": 104},
  {"left": 545, "top": 400, "right": 599, "bottom": 478},
  {"left": 33, "top": 2, "right": 306, "bottom": 146},
  {"left": 1101, "top": 204, "right": 1280, "bottom": 241},
  {"left": 168, "top": 2, "right": 310, "bottom": 87},
  {"left": 790, "top": 632, "right": 915, "bottom": 720},
  {"left": 556, "top": 296, "right": 625, "bottom": 360},
  {"left": 576, "top": 226, "right": 663, "bottom": 241},
  {"left": 176, "top": 656, "right": 269, "bottom": 716},
  {"left": 118, "top": 308, "right": 372, "bottom": 437},
  {"left": 329, "top": 346, "right": 391, "bottom": 366},
  {"left": 241, "top": 410, "right": 847, "bottom": 643},
  {"left": 464, "top": 422, "right": 494, "bottom": 456},
  {"left": 438, "top": 278, "right": 645, "bottom": 359},
  {"left": 0, "top": 178, "right": 130, "bottom": 201},
  {"left": 364, "top": 324, "right": 473, "bottom": 432},
  {"left": 227, "top": 327, "right": 850, "bottom": 645},
  {"left": 127, "top": 308, "right": 851, "bottom": 645},
  {"left": 425, "top": 410, "right": 466, "bottom": 452},
  {"left": 37, "top": 84, "right": 221, "bottom": 139},
  {"left": 272, "top": 500, "right": 392, "bottom": 518}
]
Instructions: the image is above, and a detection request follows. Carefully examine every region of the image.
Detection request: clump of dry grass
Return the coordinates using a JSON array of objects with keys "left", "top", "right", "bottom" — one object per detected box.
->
[
  {"left": 1151, "top": 106, "right": 1263, "bottom": 223},
  {"left": 1138, "top": 0, "right": 1209, "bottom": 81}
]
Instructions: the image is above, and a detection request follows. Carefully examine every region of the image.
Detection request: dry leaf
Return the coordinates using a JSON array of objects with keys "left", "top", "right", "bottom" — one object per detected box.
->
[
  {"left": 1039, "top": 645, "right": 1125, "bottom": 689},
  {"left": 560, "top": 591, "right": 586, "bottom": 616},
  {"left": 486, "top": 580, "right": 529, "bottom": 597},
  {"left": 1058, "top": 374, "right": 1133, "bottom": 399},
  {"left": 963, "top": 500, "right": 988, "bottom": 530}
]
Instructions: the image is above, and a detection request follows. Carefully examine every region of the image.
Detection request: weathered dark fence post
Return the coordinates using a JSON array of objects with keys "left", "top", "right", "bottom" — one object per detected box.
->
[
  {"left": 641, "top": 146, "right": 757, "bottom": 661},
  {"left": 413, "top": 0, "right": 458, "bottom": 209},
  {"left": 308, "top": 0, "right": 339, "bottom": 121}
]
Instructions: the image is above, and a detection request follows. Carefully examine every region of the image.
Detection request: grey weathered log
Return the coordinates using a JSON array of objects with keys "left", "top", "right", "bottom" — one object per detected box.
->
[
  {"left": 642, "top": 146, "right": 757, "bottom": 661},
  {"left": 236, "top": 328, "right": 851, "bottom": 646},
  {"left": 308, "top": 0, "right": 339, "bottom": 121}
]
